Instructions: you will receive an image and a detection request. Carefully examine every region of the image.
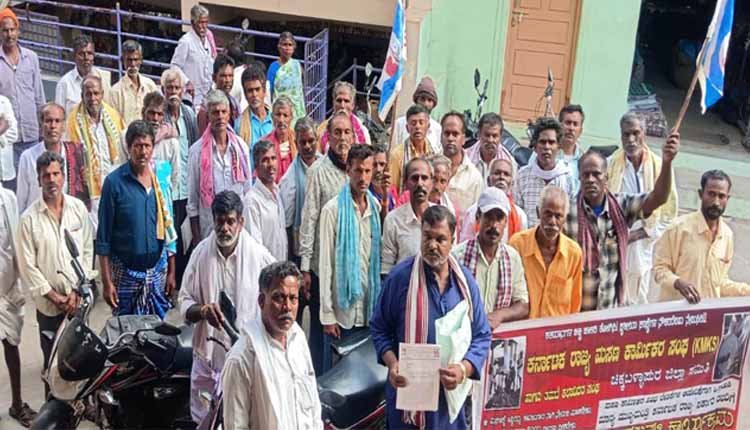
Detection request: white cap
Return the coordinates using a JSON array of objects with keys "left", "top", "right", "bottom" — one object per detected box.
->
[{"left": 477, "top": 187, "right": 510, "bottom": 216}]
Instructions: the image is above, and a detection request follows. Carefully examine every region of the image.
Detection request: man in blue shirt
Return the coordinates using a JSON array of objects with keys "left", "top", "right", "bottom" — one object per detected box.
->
[
  {"left": 370, "top": 205, "right": 491, "bottom": 429},
  {"left": 237, "top": 61, "right": 273, "bottom": 152},
  {"left": 96, "top": 120, "right": 178, "bottom": 319}
]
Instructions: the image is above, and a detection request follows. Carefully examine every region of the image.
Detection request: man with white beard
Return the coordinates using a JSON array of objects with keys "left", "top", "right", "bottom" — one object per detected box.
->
[{"left": 178, "top": 190, "right": 275, "bottom": 425}]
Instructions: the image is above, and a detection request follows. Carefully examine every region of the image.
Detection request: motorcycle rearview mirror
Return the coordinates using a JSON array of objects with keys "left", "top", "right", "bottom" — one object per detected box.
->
[
  {"left": 474, "top": 69, "right": 481, "bottom": 90},
  {"left": 64, "top": 229, "right": 80, "bottom": 258},
  {"left": 365, "top": 62, "right": 373, "bottom": 78},
  {"left": 220, "top": 291, "right": 238, "bottom": 327},
  {"left": 154, "top": 322, "right": 181, "bottom": 337}
]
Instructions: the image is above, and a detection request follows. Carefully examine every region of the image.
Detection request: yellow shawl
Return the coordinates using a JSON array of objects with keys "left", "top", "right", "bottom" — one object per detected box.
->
[
  {"left": 66, "top": 102, "right": 124, "bottom": 198},
  {"left": 607, "top": 146, "right": 678, "bottom": 229}
]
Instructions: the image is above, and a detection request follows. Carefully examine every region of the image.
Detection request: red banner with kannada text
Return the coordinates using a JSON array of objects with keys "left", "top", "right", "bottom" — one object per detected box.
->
[{"left": 480, "top": 298, "right": 750, "bottom": 430}]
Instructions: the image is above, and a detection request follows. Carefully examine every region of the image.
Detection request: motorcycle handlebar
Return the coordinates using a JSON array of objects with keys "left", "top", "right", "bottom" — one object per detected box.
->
[
  {"left": 63, "top": 229, "right": 90, "bottom": 299},
  {"left": 221, "top": 319, "right": 239, "bottom": 346}
]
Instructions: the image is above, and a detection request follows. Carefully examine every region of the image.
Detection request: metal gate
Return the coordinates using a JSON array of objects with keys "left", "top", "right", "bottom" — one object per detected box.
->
[{"left": 304, "top": 28, "right": 329, "bottom": 124}]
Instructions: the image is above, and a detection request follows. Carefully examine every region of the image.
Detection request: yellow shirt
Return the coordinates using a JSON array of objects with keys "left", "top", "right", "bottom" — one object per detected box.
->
[
  {"left": 509, "top": 227, "right": 583, "bottom": 318},
  {"left": 653, "top": 211, "right": 750, "bottom": 301},
  {"left": 105, "top": 74, "right": 159, "bottom": 126},
  {"left": 388, "top": 138, "right": 434, "bottom": 194}
]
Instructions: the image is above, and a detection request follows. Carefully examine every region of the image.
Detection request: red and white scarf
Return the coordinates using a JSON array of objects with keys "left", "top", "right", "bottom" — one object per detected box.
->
[
  {"left": 199, "top": 127, "right": 250, "bottom": 208},
  {"left": 460, "top": 239, "right": 512, "bottom": 310},
  {"left": 403, "top": 253, "right": 473, "bottom": 429}
]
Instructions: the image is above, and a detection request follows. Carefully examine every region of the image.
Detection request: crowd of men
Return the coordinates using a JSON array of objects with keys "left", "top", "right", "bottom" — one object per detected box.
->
[{"left": 0, "top": 3, "right": 748, "bottom": 429}]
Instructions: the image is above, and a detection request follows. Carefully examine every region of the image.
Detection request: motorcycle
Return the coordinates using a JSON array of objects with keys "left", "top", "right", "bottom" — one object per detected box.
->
[
  {"left": 318, "top": 330, "right": 388, "bottom": 429},
  {"left": 31, "top": 230, "right": 195, "bottom": 430},
  {"left": 463, "top": 69, "right": 533, "bottom": 167}
]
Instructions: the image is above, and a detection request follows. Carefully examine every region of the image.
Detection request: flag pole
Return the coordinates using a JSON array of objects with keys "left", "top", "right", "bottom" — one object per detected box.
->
[
  {"left": 672, "top": 68, "right": 700, "bottom": 133},
  {"left": 673, "top": 16, "right": 718, "bottom": 133},
  {"left": 387, "top": 94, "right": 400, "bottom": 153}
]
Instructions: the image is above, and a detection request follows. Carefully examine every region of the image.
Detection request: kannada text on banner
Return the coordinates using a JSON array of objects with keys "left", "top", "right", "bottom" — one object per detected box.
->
[{"left": 481, "top": 298, "right": 750, "bottom": 430}]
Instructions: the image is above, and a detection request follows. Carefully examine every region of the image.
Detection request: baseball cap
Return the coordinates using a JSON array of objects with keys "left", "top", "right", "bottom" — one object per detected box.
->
[{"left": 477, "top": 187, "right": 510, "bottom": 216}]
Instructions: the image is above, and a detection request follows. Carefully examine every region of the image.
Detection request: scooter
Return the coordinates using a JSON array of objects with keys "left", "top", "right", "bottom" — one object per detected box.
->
[
  {"left": 464, "top": 68, "right": 532, "bottom": 167},
  {"left": 31, "top": 230, "right": 195, "bottom": 430}
]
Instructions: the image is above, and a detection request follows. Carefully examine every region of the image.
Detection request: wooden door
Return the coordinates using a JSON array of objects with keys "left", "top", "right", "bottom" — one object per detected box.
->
[{"left": 501, "top": 0, "right": 581, "bottom": 122}]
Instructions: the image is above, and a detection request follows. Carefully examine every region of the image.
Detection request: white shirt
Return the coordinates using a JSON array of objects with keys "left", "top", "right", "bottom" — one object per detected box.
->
[
  {"left": 318, "top": 193, "right": 379, "bottom": 329},
  {"left": 0, "top": 95, "right": 18, "bottom": 181},
  {"left": 381, "top": 202, "right": 431, "bottom": 274},
  {"left": 447, "top": 153, "right": 484, "bottom": 218},
  {"left": 186, "top": 137, "right": 251, "bottom": 240},
  {"left": 0, "top": 189, "right": 17, "bottom": 297},
  {"left": 16, "top": 196, "right": 95, "bottom": 316},
  {"left": 613, "top": 155, "right": 670, "bottom": 304},
  {"left": 178, "top": 230, "right": 275, "bottom": 367},
  {"left": 89, "top": 118, "right": 116, "bottom": 179},
  {"left": 222, "top": 320, "right": 322, "bottom": 430},
  {"left": 393, "top": 115, "right": 442, "bottom": 155},
  {"left": 152, "top": 136, "right": 181, "bottom": 193},
  {"left": 459, "top": 201, "right": 528, "bottom": 244},
  {"left": 17, "top": 142, "right": 69, "bottom": 214},
  {"left": 243, "top": 180, "right": 287, "bottom": 261},
  {"left": 54, "top": 67, "right": 111, "bottom": 114},
  {"left": 171, "top": 31, "right": 214, "bottom": 108}
]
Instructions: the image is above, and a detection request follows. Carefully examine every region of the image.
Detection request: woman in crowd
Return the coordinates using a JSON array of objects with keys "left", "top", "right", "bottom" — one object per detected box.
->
[{"left": 267, "top": 31, "right": 306, "bottom": 121}]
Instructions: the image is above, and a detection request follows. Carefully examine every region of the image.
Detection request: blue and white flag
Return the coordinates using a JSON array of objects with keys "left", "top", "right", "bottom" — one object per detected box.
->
[
  {"left": 697, "top": 0, "right": 734, "bottom": 113},
  {"left": 377, "top": 0, "right": 406, "bottom": 120}
]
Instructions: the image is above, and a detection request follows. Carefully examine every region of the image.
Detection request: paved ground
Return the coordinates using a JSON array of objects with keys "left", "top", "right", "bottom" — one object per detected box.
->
[{"left": 1, "top": 130, "right": 749, "bottom": 429}]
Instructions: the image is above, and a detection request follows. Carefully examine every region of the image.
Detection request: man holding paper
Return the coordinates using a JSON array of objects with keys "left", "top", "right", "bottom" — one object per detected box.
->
[{"left": 370, "top": 205, "right": 491, "bottom": 429}]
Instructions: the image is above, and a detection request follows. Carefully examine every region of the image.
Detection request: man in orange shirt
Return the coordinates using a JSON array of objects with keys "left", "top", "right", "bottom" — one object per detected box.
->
[{"left": 509, "top": 185, "right": 583, "bottom": 318}]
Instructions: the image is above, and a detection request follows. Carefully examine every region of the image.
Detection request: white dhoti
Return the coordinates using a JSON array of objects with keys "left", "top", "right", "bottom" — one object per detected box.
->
[
  {"left": 190, "top": 355, "right": 222, "bottom": 424},
  {"left": 0, "top": 282, "right": 24, "bottom": 346},
  {"left": 623, "top": 221, "right": 665, "bottom": 305}
]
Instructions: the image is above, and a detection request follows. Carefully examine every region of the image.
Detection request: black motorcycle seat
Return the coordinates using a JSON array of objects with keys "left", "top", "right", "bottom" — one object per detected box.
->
[
  {"left": 317, "top": 337, "right": 387, "bottom": 428},
  {"left": 330, "top": 327, "right": 370, "bottom": 357},
  {"left": 171, "top": 324, "right": 193, "bottom": 373},
  {"left": 100, "top": 315, "right": 163, "bottom": 345}
]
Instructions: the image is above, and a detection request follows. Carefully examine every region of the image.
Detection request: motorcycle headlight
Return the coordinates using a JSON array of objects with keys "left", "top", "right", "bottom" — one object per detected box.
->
[
  {"left": 48, "top": 364, "right": 87, "bottom": 401},
  {"left": 153, "top": 385, "right": 179, "bottom": 400}
]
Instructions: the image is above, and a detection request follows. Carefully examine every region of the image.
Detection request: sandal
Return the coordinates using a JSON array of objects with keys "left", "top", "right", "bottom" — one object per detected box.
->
[{"left": 9, "top": 403, "right": 37, "bottom": 428}]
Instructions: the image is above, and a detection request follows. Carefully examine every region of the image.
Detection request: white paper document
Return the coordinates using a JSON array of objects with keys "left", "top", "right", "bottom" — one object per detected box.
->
[{"left": 396, "top": 342, "right": 441, "bottom": 412}]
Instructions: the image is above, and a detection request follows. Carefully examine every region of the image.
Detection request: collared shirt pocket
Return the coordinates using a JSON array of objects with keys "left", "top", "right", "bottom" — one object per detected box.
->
[{"left": 547, "top": 273, "right": 573, "bottom": 308}]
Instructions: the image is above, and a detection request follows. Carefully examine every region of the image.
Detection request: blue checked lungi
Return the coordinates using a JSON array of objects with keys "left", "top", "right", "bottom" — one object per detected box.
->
[{"left": 111, "top": 249, "right": 172, "bottom": 319}]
